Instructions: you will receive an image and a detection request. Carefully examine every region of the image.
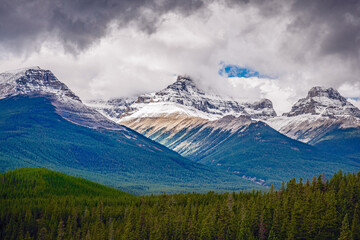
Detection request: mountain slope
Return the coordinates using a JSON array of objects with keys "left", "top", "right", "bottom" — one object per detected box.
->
[
  {"left": 266, "top": 87, "right": 360, "bottom": 142},
  {"left": 114, "top": 79, "right": 360, "bottom": 187},
  {"left": 121, "top": 113, "right": 360, "bottom": 187},
  {"left": 266, "top": 86, "right": 360, "bottom": 161},
  {"left": 311, "top": 128, "right": 360, "bottom": 161},
  {"left": 0, "top": 67, "right": 261, "bottom": 194},
  {"left": 0, "top": 67, "right": 131, "bottom": 130},
  {"left": 0, "top": 94, "right": 263, "bottom": 194}
]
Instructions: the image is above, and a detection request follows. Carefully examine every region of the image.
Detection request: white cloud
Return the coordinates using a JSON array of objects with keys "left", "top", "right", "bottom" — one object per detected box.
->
[{"left": 0, "top": 2, "right": 359, "bottom": 114}]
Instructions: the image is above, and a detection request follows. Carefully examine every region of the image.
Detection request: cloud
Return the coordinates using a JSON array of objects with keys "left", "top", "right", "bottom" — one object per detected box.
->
[
  {"left": 0, "top": 0, "right": 359, "bottom": 114},
  {"left": 0, "top": 0, "right": 205, "bottom": 54},
  {"left": 290, "top": 0, "right": 360, "bottom": 60}
]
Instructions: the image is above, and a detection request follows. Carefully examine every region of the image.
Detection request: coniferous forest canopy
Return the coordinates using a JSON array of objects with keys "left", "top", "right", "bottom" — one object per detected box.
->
[{"left": 1, "top": 168, "right": 360, "bottom": 240}]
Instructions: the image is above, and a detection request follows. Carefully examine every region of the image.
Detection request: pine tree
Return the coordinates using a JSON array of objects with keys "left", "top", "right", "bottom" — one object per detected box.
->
[
  {"left": 108, "top": 217, "right": 114, "bottom": 240},
  {"left": 200, "top": 211, "right": 214, "bottom": 240},
  {"left": 351, "top": 204, "right": 360, "bottom": 240},
  {"left": 339, "top": 214, "right": 352, "bottom": 240},
  {"left": 85, "top": 230, "right": 91, "bottom": 240},
  {"left": 319, "top": 191, "right": 338, "bottom": 239},
  {"left": 122, "top": 206, "right": 137, "bottom": 240},
  {"left": 38, "top": 227, "right": 48, "bottom": 240},
  {"left": 57, "top": 220, "right": 65, "bottom": 240},
  {"left": 136, "top": 202, "right": 148, "bottom": 240},
  {"left": 268, "top": 229, "right": 279, "bottom": 240},
  {"left": 24, "top": 231, "right": 32, "bottom": 240},
  {"left": 258, "top": 211, "right": 266, "bottom": 240}
]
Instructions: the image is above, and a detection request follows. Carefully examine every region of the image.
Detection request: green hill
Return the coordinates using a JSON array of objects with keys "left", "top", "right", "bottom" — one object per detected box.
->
[{"left": 0, "top": 168, "right": 132, "bottom": 199}]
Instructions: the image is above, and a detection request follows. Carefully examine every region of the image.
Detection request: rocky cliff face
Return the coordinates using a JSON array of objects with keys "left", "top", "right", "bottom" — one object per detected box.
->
[
  {"left": 0, "top": 67, "right": 80, "bottom": 102},
  {"left": 284, "top": 86, "right": 360, "bottom": 118}
]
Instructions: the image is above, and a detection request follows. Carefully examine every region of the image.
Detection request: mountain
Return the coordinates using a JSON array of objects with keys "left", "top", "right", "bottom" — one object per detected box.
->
[
  {"left": 87, "top": 76, "right": 277, "bottom": 121},
  {"left": 121, "top": 113, "right": 360, "bottom": 187},
  {"left": 266, "top": 86, "right": 360, "bottom": 161},
  {"left": 0, "top": 67, "right": 261, "bottom": 194},
  {"left": 110, "top": 78, "right": 360, "bottom": 187},
  {"left": 0, "top": 67, "right": 129, "bottom": 130}
]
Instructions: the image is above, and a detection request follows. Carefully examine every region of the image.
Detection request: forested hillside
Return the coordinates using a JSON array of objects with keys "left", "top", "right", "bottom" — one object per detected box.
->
[{"left": 1, "top": 168, "right": 360, "bottom": 239}]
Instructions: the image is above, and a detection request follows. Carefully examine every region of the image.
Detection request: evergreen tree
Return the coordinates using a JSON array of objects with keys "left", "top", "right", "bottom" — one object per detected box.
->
[
  {"left": 351, "top": 204, "right": 360, "bottom": 240},
  {"left": 57, "top": 220, "right": 65, "bottom": 240},
  {"left": 24, "top": 231, "right": 32, "bottom": 240},
  {"left": 108, "top": 217, "right": 114, "bottom": 240},
  {"left": 1, "top": 169, "right": 360, "bottom": 240},
  {"left": 339, "top": 214, "right": 352, "bottom": 240},
  {"left": 258, "top": 211, "right": 267, "bottom": 240},
  {"left": 200, "top": 211, "right": 214, "bottom": 240},
  {"left": 38, "top": 227, "right": 48, "bottom": 240}
]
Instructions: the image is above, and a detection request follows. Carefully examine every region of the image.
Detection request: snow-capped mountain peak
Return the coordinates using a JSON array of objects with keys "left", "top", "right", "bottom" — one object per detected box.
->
[
  {"left": 307, "top": 86, "right": 345, "bottom": 100},
  {"left": 266, "top": 86, "right": 360, "bottom": 143},
  {"left": 165, "top": 75, "right": 204, "bottom": 94},
  {"left": 88, "top": 75, "right": 277, "bottom": 121},
  {"left": 284, "top": 86, "right": 360, "bottom": 118},
  {"left": 0, "top": 67, "right": 128, "bottom": 131},
  {"left": 0, "top": 67, "right": 81, "bottom": 102}
]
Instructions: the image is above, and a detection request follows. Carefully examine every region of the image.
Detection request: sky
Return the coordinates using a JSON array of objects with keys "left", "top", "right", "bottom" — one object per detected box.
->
[{"left": 0, "top": 0, "right": 359, "bottom": 114}]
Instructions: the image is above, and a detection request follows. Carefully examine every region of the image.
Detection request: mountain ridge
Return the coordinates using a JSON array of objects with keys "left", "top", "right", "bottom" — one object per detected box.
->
[
  {"left": 116, "top": 81, "right": 360, "bottom": 186},
  {"left": 266, "top": 86, "right": 360, "bottom": 143},
  {"left": 87, "top": 75, "right": 277, "bottom": 121},
  {"left": 1, "top": 66, "right": 359, "bottom": 190},
  {"left": 0, "top": 67, "right": 129, "bottom": 130},
  {"left": 0, "top": 67, "right": 261, "bottom": 194},
  {"left": 284, "top": 86, "right": 360, "bottom": 118}
]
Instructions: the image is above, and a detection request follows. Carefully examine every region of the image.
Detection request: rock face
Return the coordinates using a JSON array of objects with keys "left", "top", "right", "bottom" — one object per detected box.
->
[
  {"left": 121, "top": 114, "right": 255, "bottom": 159},
  {"left": 0, "top": 67, "right": 80, "bottom": 102},
  {"left": 284, "top": 86, "right": 360, "bottom": 118},
  {"left": 87, "top": 97, "right": 138, "bottom": 121},
  {"left": 266, "top": 86, "right": 360, "bottom": 143},
  {"left": 87, "top": 76, "right": 277, "bottom": 121}
]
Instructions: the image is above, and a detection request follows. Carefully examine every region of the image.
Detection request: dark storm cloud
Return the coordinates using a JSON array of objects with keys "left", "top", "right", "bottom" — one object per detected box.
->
[
  {"left": 0, "top": 0, "right": 205, "bottom": 53},
  {"left": 225, "top": 0, "right": 360, "bottom": 63},
  {"left": 289, "top": 0, "right": 360, "bottom": 60},
  {"left": 1, "top": 0, "right": 359, "bottom": 63}
]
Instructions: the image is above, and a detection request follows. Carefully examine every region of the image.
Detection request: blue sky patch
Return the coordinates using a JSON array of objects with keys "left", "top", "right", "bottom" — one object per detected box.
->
[{"left": 218, "top": 63, "right": 272, "bottom": 79}]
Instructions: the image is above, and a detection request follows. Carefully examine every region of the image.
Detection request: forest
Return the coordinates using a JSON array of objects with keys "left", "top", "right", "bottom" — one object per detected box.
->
[{"left": 1, "top": 168, "right": 360, "bottom": 240}]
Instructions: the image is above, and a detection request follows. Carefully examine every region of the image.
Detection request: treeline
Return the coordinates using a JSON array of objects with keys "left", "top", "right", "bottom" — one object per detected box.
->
[{"left": 1, "top": 168, "right": 360, "bottom": 239}]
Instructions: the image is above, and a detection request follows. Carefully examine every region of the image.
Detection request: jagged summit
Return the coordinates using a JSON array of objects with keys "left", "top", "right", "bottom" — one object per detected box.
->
[
  {"left": 307, "top": 86, "right": 347, "bottom": 101},
  {"left": 88, "top": 75, "right": 277, "bottom": 121},
  {"left": 0, "top": 67, "right": 128, "bottom": 130},
  {"left": 0, "top": 67, "right": 81, "bottom": 102},
  {"left": 165, "top": 75, "right": 202, "bottom": 93},
  {"left": 266, "top": 86, "right": 360, "bottom": 143},
  {"left": 284, "top": 86, "right": 360, "bottom": 118}
]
